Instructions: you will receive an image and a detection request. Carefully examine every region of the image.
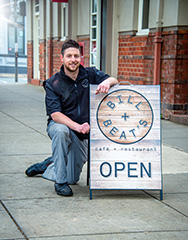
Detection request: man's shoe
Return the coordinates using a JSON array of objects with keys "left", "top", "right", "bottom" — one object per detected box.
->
[
  {"left": 25, "top": 163, "right": 43, "bottom": 176},
  {"left": 54, "top": 183, "right": 73, "bottom": 196},
  {"left": 25, "top": 157, "right": 53, "bottom": 177}
]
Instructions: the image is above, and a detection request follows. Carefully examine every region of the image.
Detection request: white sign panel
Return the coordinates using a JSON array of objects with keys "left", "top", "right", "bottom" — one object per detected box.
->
[{"left": 90, "top": 84, "right": 162, "bottom": 197}]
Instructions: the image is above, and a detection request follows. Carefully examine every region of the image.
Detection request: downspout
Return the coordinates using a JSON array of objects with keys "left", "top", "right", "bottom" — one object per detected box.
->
[
  {"left": 48, "top": 39, "right": 53, "bottom": 78},
  {"left": 47, "top": 0, "right": 53, "bottom": 78},
  {"left": 153, "top": 0, "right": 163, "bottom": 85}
]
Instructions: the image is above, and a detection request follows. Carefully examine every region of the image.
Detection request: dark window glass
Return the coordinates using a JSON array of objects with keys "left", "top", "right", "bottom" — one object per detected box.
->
[{"left": 142, "top": 0, "right": 150, "bottom": 29}]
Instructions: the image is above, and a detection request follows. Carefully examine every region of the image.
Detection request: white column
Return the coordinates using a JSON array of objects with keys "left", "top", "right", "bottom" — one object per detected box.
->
[
  {"left": 52, "top": 2, "right": 61, "bottom": 38},
  {"left": 26, "top": 0, "right": 33, "bottom": 41},
  {"left": 111, "top": 0, "right": 119, "bottom": 78}
]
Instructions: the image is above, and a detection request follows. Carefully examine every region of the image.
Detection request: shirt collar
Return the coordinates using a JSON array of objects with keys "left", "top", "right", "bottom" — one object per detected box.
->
[{"left": 60, "top": 65, "right": 88, "bottom": 82}]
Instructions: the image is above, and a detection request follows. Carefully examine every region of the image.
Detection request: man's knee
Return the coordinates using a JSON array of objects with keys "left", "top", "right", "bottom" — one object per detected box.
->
[{"left": 53, "top": 124, "right": 70, "bottom": 139}]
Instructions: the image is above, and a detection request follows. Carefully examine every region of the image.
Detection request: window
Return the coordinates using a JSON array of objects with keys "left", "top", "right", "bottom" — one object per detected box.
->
[
  {"left": 35, "top": 0, "right": 39, "bottom": 13},
  {"left": 33, "top": 0, "right": 40, "bottom": 79},
  {"left": 137, "top": 0, "right": 150, "bottom": 35},
  {"left": 8, "top": 23, "right": 15, "bottom": 54},
  {"left": 8, "top": 9, "right": 25, "bottom": 55},
  {"left": 61, "top": 3, "right": 68, "bottom": 40},
  {"left": 90, "top": 0, "right": 101, "bottom": 68}
]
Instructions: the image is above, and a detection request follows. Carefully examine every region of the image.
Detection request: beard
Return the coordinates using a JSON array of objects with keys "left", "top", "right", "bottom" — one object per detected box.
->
[{"left": 64, "top": 62, "right": 80, "bottom": 73}]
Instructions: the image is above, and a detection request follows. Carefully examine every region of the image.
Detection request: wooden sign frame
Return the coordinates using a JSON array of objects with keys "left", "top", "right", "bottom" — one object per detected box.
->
[{"left": 89, "top": 84, "right": 163, "bottom": 200}]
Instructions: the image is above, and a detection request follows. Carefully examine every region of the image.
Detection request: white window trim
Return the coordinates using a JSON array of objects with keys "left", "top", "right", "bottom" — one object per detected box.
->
[
  {"left": 61, "top": 3, "right": 68, "bottom": 41},
  {"left": 34, "top": 0, "right": 39, "bottom": 16},
  {"left": 90, "top": 0, "right": 101, "bottom": 69},
  {"left": 33, "top": 1, "right": 40, "bottom": 79},
  {"left": 137, "top": 0, "right": 149, "bottom": 36}
]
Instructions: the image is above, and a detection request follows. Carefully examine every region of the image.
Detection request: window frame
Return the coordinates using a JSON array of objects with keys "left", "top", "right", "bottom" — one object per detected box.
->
[
  {"left": 33, "top": 1, "right": 40, "bottom": 79},
  {"left": 90, "top": 0, "right": 101, "bottom": 68},
  {"left": 7, "top": 7, "right": 25, "bottom": 55},
  {"left": 61, "top": 3, "right": 68, "bottom": 41},
  {"left": 137, "top": 0, "right": 150, "bottom": 36}
]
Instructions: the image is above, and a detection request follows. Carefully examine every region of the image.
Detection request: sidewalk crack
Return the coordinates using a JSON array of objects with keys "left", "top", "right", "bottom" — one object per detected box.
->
[
  {"left": 143, "top": 191, "right": 188, "bottom": 218},
  {"left": 0, "top": 200, "right": 29, "bottom": 240}
]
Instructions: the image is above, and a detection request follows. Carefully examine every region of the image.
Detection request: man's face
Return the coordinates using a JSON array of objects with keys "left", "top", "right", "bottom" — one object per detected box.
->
[{"left": 60, "top": 47, "right": 81, "bottom": 72}]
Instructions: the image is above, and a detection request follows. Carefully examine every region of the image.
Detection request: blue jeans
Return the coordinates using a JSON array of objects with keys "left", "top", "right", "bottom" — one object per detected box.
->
[{"left": 42, "top": 120, "right": 88, "bottom": 184}]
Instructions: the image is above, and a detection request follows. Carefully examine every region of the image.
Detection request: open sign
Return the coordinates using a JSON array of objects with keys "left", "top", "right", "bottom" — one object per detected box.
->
[{"left": 89, "top": 84, "right": 162, "bottom": 200}]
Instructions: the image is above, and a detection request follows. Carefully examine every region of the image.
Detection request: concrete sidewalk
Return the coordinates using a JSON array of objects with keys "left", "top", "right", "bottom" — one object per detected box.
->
[{"left": 0, "top": 83, "right": 188, "bottom": 240}]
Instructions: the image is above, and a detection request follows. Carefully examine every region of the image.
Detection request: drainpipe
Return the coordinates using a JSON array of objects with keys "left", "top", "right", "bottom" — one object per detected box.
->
[
  {"left": 47, "top": 0, "right": 53, "bottom": 78},
  {"left": 153, "top": 0, "right": 163, "bottom": 85},
  {"left": 48, "top": 39, "right": 53, "bottom": 78}
]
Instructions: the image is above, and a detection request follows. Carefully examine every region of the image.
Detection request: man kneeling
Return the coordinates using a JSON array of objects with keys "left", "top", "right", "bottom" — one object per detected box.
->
[{"left": 25, "top": 39, "right": 118, "bottom": 196}]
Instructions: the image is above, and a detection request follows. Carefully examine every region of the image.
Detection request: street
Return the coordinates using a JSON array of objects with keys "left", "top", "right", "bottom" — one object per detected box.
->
[{"left": 0, "top": 74, "right": 27, "bottom": 84}]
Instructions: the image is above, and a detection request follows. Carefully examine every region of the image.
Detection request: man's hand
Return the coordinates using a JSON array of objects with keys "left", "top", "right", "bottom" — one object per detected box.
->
[
  {"left": 51, "top": 112, "right": 90, "bottom": 134},
  {"left": 95, "top": 77, "right": 118, "bottom": 95},
  {"left": 95, "top": 80, "right": 110, "bottom": 95},
  {"left": 77, "top": 122, "right": 90, "bottom": 134}
]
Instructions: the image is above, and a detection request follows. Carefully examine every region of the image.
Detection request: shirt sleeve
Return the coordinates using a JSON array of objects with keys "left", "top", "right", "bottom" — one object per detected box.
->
[
  {"left": 45, "top": 82, "right": 62, "bottom": 116},
  {"left": 90, "top": 67, "right": 110, "bottom": 84}
]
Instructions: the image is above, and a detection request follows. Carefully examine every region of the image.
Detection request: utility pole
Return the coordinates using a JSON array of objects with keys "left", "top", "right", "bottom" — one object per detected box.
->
[{"left": 14, "top": 0, "right": 18, "bottom": 82}]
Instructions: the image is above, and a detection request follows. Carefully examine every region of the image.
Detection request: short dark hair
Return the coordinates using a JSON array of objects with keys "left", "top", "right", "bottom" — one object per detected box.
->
[{"left": 61, "top": 39, "right": 81, "bottom": 56}]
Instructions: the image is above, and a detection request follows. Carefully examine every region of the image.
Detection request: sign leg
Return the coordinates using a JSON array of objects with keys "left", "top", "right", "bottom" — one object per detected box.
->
[
  {"left": 90, "top": 189, "right": 92, "bottom": 200},
  {"left": 160, "top": 189, "right": 163, "bottom": 200}
]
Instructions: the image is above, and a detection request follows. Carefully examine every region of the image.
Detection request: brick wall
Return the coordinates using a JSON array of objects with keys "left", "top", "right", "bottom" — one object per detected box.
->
[
  {"left": 27, "top": 37, "right": 90, "bottom": 85},
  {"left": 46, "top": 38, "right": 53, "bottom": 79},
  {"left": 27, "top": 32, "right": 187, "bottom": 122},
  {"left": 118, "top": 32, "right": 155, "bottom": 85},
  {"left": 27, "top": 38, "right": 63, "bottom": 85},
  {"left": 51, "top": 38, "right": 62, "bottom": 76},
  {"left": 39, "top": 40, "right": 46, "bottom": 83},
  {"left": 161, "top": 30, "right": 188, "bottom": 119},
  {"left": 117, "top": 30, "right": 188, "bottom": 120},
  {"left": 77, "top": 37, "right": 90, "bottom": 67},
  {"left": 27, "top": 41, "right": 33, "bottom": 82}
]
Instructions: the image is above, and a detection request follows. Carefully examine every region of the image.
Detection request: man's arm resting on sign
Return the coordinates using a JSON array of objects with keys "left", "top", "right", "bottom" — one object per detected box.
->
[
  {"left": 51, "top": 112, "right": 90, "bottom": 134},
  {"left": 95, "top": 77, "right": 118, "bottom": 95}
]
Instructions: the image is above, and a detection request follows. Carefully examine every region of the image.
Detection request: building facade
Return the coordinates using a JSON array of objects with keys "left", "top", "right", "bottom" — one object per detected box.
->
[
  {"left": 26, "top": 0, "right": 188, "bottom": 123},
  {"left": 0, "top": 0, "right": 27, "bottom": 74}
]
